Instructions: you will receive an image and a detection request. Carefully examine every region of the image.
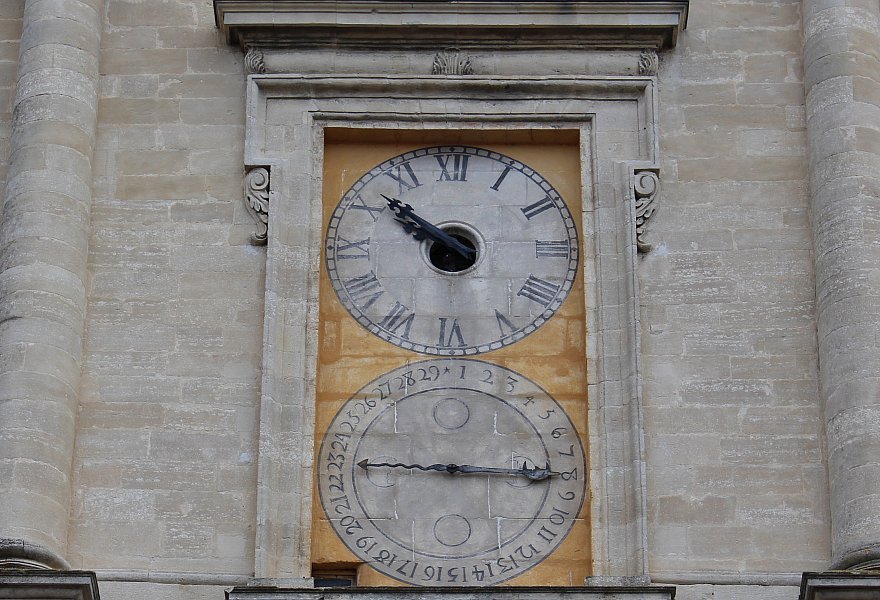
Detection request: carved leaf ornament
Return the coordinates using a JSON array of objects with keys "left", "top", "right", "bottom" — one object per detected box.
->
[
  {"left": 245, "top": 167, "right": 270, "bottom": 245},
  {"left": 634, "top": 170, "right": 660, "bottom": 253}
]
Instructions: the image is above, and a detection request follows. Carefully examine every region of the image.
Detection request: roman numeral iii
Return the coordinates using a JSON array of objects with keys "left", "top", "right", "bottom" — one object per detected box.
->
[{"left": 535, "top": 240, "right": 569, "bottom": 258}]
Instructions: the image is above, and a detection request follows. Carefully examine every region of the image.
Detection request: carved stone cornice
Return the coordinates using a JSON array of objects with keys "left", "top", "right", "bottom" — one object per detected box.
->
[
  {"left": 244, "top": 166, "right": 270, "bottom": 245},
  {"left": 432, "top": 48, "right": 474, "bottom": 75},
  {"left": 633, "top": 169, "right": 660, "bottom": 253},
  {"left": 214, "top": 1, "right": 689, "bottom": 50}
]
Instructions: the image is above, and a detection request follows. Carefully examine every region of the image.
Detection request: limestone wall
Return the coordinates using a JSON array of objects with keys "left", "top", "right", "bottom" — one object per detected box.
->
[
  {"left": 0, "top": 1, "right": 23, "bottom": 205},
  {"left": 646, "top": 0, "right": 829, "bottom": 579},
  {"left": 68, "top": 0, "right": 260, "bottom": 576},
  {"left": 51, "top": 0, "right": 831, "bottom": 596}
]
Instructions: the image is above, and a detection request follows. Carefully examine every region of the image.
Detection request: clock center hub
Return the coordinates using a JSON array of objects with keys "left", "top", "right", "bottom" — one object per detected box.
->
[{"left": 424, "top": 222, "right": 483, "bottom": 274}]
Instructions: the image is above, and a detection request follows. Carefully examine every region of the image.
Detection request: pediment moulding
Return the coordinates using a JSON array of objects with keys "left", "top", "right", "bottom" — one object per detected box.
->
[{"left": 214, "top": 1, "right": 689, "bottom": 52}]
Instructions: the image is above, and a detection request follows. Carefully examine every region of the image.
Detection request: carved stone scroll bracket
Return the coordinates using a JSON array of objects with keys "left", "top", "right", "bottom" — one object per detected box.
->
[
  {"left": 432, "top": 48, "right": 474, "bottom": 75},
  {"left": 638, "top": 49, "right": 659, "bottom": 76},
  {"left": 245, "top": 166, "right": 270, "bottom": 245},
  {"left": 633, "top": 169, "right": 660, "bottom": 253},
  {"left": 245, "top": 45, "right": 267, "bottom": 74}
]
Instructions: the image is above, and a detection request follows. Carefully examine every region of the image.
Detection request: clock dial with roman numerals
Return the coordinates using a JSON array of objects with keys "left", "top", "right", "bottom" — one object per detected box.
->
[{"left": 325, "top": 146, "right": 579, "bottom": 355}]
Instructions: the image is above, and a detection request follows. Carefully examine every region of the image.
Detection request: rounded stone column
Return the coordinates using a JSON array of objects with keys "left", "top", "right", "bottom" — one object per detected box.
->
[
  {"left": 0, "top": 0, "right": 102, "bottom": 569},
  {"left": 802, "top": 0, "right": 880, "bottom": 570}
]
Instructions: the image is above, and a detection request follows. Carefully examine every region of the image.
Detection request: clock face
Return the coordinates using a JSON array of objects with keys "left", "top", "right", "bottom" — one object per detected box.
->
[
  {"left": 324, "top": 146, "right": 579, "bottom": 355},
  {"left": 316, "top": 359, "right": 587, "bottom": 587}
]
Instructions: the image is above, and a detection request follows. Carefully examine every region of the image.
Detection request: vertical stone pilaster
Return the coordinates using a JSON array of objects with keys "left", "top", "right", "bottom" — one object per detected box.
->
[
  {"left": 0, "top": 0, "right": 102, "bottom": 568},
  {"left": 802, "top": 0, "right": 880, "bottom": 570}
]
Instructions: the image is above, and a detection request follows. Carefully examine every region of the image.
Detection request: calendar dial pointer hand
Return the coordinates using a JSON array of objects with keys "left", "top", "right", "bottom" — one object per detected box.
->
[{"left": 357, "top": 459, "right": 557, "bottom": 481}]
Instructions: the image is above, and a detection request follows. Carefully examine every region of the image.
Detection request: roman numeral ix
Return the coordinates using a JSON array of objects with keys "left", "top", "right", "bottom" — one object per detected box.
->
[{"left": 336, "top": 237, "right": 370, "bottom": 260}]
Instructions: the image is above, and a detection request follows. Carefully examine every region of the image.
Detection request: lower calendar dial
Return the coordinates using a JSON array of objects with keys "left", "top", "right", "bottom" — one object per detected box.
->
[{"left": 316, "top": 358, "right": 587, "bottom": 586}]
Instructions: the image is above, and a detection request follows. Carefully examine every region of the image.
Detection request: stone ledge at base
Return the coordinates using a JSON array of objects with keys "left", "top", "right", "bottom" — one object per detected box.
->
[
  {"left": 800, "top": 572, "right": 880, "bottom": 600},
  {"left": 226, "top": 587, "right": 675, "bottom": 600},
  {"left": 0, "top": 570, "right": 101, "bottom": 600}
]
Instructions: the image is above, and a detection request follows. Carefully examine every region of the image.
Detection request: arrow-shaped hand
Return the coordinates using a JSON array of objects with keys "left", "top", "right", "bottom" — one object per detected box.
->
[{"left": 357, "top": 458, "right": 557, "bottom": 481}]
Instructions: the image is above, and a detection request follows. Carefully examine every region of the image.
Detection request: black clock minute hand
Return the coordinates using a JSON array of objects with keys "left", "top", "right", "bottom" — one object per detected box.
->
[
  {"left": 382, "top": 194, "right": 476, "bottom": 260},
  {"left": 357, "top": 458, "right": 557, "bottom": 481}
]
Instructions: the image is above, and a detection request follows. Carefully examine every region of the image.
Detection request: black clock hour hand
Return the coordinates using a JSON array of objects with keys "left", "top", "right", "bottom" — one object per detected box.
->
[
  {"left": 357, "top": 458, "right": 557, "bottom": 481},
  {"left": 382, "top": 195, "right": 476, "bottom": 260},
  {"left": 394, "top": 218, "right": 429, "bottom": 241}
]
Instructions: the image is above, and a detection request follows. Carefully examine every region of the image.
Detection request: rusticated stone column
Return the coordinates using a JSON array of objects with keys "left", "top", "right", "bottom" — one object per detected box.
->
[
  {"left": 0, "top": 0, "right": 102, "bottom": 569},
  {"left": 802, "top": 0, "right": 880, "bottom": 570}
]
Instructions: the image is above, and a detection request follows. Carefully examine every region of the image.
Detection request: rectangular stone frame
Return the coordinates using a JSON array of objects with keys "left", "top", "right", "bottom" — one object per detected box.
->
[{"left": 244, "top": 74, "right": 659, "bottom": 582}]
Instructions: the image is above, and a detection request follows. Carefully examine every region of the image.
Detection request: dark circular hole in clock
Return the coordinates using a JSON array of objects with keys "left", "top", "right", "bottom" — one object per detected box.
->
[{"left": 428, "top": 229, "right": 478, "bottom": 273}]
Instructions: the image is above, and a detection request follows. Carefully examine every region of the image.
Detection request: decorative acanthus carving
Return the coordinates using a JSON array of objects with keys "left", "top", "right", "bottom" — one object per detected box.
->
[
  {"left": 244, "top": 166, "right": 270, "bottom": 245},
  {"left": 432, "top": 48, "right": 474, "bottom": 75},
  {"left": 633, "top": 169, "right": 660, "bottom": 253},
  {"left": 638, "top": 49, "right": 659, "bottom": 76},
  {"left": 245, "top": 46, "right": 266, "bottom": 74}
]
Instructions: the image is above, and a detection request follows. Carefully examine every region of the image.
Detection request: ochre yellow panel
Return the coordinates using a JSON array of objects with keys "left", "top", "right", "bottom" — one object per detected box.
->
[{"left": 314, "top": 130, "right": 589, "bottom": 586}]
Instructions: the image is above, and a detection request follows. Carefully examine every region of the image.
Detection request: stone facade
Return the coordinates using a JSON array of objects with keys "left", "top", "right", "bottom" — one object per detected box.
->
[{"left": 1, "top": 1, "right": 879, "bottom": 600}]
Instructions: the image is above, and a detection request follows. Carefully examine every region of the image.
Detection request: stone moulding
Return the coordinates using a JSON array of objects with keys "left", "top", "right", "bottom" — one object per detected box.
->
[
  {"left": 800, "top": 572, "right": 880, "bottom": 600},
  {"left": 0, "top": 537, "right": 71, "bottom": 570},
  {"left": 0, "top": 570, "right": 100, "bottom": 600},
  {"left": 244, "top": 166, "right": 270, "bottom": 245},
  {"left": 228, "top": 586, "right": 676, "bottom": 600},
  {"left": 214, "top": 1, "right": 689, "bottom": 50},
  {"left": 242, "top": 74, "right": 661, "bottom": 580}
]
